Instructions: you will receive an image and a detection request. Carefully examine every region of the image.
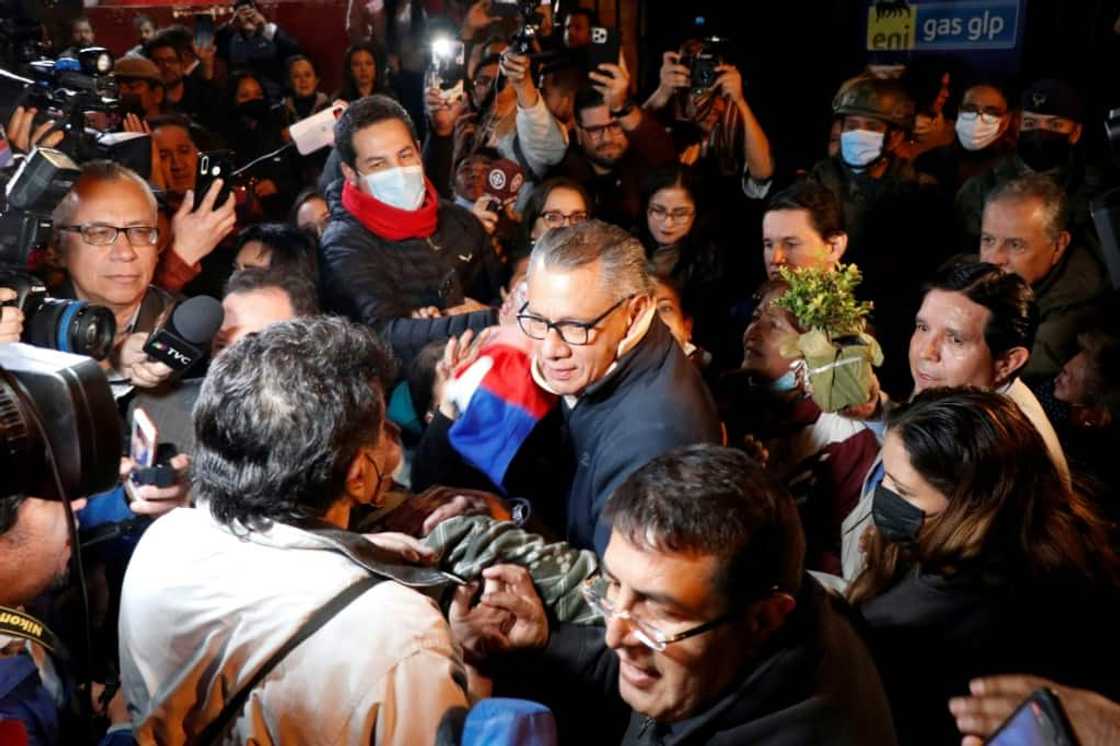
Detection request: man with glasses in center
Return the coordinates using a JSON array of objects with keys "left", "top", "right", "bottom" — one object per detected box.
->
[
  {"left": 452, "top": 445, "right": 896, "bottom": 745},
  {"left": 515, "top": 220, "right": 719, "bottom": 552}
]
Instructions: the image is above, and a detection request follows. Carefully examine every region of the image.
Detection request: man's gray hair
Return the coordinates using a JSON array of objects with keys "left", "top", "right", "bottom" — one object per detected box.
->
[
  {"left": 529, "top": 219, "right": 652, "bottom": 300},
  {"left": 51, "top": 160, "right": 156, "bottom": 235},
  {"left": 985, "top": 173, "right": 1069, "bottom": 242}
]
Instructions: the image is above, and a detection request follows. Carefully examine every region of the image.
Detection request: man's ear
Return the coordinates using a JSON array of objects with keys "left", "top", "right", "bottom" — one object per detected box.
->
[
  {"left": 627, "top": 292, "right": 652, "bottom": 327},
  {"left": 1052, "top": 230, "right": 1072, "bottom": 267},
  {"left": 344, "top": 447, "right": 382, "bottom": 506},
  {"left": 340, "top": 161, "right": 359, "bottom": 187},
  {"left": 746, "top": 592, "right": 797, "bottom": 646},
  {"left": 994, "top": 346, "right": 1030, "bottom": 386},
  {"left": 826, "top": 232, "right": 849, "bottom": 264}
]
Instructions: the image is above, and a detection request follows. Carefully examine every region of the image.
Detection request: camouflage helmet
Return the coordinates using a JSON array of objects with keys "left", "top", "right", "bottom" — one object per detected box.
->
[{"left": 832, "top": 76, "right": 916, "bottom": 131}]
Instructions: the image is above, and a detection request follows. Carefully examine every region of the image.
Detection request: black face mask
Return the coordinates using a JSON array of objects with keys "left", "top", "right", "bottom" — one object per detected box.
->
[
  {"left": 872, "top": 483, "right": 925, "bottom": 544},
  {"left": 1018, "top": 129, "right": 1074, "bottom": 173},
  {"left": 235, "top": 98, "right": 270, "bottom": 122},
  {"left": 119, "top": 93, "right": 146, "bottom": 117}
]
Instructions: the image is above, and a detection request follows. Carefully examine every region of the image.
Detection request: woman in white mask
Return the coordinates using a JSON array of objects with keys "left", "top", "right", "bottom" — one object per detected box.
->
[{"left": 915, "top": 83, "right": 1013, "bottom": 193}]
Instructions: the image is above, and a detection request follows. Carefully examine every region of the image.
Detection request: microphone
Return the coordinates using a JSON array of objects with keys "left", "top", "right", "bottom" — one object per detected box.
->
[{"left": 142, "top": 296, "right": 224, "bottom": 371}]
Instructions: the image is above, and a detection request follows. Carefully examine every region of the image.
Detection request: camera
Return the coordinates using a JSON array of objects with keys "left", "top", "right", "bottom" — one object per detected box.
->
[
  {"left": 0, "top": 49, "right": 151, "bottom": 175},
  {"left": 0, "top": 270, "right": 116, "bottom": 360},
  {"left": 0, "top": 342, "right": 120, "bottom": 502},
  {"left": 681, "top": 37, "right": 726, "bottom": 92},
  {"left": 492, "top": 0, "right": 545, "bottom": 55},
  {"left": 0, "top": 147, "right": 118, "bottom": 360}
]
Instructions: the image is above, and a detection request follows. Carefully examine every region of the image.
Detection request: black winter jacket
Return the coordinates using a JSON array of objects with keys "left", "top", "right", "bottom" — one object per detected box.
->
[
  {"left": 319, "top": 178, "right": 502, "bottom": 362},
  {"left": 493, "top": 576, "right": 897, "bottom": 746}
]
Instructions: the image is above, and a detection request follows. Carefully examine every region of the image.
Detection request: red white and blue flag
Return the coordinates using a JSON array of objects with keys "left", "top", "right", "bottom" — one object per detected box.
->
[{"left": 447, "top": 329, "right": 556, "bottom": 488}]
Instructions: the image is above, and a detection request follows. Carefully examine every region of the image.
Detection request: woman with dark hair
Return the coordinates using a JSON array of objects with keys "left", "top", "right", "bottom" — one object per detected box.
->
[
  {"left": 496, "top": 178, "right": 591, "bottom": 326},
  {"left": 225, "top": 70, "right": 301, "bottom": 220},
  {"left": 508, "top": 178, "right": 591, "bottom": 280},
  {"left": 849, "top": 387, "right": 1120, "bottom": 746},
  {"left": 637, "top": 164, "right": 730, "bottom": 364},
  {"left": 335, "top": 41, "right": 391, "bottom": 102},
  {"left": 289, "top": 187, "right": 330, "bottom": 238}
]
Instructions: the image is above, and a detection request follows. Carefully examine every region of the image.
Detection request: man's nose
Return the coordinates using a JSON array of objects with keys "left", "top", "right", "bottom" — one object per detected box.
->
[
  {"left": 109, "top": 232, "right": 139, "bottom": 261},
  {"left": 920, "top": 333, "right": 940, "bottom": 361},
  {"left": 541, "top": 326, "right": 571, "bottom": 358}
]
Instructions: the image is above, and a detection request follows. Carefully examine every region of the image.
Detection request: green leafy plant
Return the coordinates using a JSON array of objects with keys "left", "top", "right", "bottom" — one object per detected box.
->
[{"left": 773, "top": 263, "right": 874, "bottom": 339}]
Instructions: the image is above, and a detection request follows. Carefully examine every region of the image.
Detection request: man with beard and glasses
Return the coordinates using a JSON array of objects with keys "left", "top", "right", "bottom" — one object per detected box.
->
[
  {"left": 956, "top": 78, "right": 1113, "bottom": 257},
  {"left": 557, "top": 66, "right": 677, "bottom": 228}
]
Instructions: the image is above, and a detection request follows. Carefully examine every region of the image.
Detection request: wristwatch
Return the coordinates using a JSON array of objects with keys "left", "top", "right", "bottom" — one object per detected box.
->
[{"left": 611, "top": 100, "right": 636, "bottom": 118}]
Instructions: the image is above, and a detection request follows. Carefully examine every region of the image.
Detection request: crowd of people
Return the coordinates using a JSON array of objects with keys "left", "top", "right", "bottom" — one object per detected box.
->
[{"left": 2, "top": 0, "right": 1120, "bottom": 744}]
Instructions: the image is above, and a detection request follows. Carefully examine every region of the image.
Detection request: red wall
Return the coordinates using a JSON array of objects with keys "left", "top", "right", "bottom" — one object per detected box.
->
[{"left": 86, "top": 0, "right": 350, "bottom": 94}]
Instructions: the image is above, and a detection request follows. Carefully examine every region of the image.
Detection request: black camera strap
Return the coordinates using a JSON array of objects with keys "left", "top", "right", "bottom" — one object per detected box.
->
[{"left": 0, "top": 605, "right": 68, "bottom": 661}]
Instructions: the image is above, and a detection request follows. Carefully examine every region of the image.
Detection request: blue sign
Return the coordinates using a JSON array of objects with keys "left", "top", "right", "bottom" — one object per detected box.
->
[{"left": 868, "top": 0, "right": 1020, "bottom": 51}]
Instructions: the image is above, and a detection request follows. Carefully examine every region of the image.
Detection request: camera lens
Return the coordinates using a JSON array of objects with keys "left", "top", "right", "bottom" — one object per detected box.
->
[{"left": 24, "top": 298, "right": 117, "bottom": 361}]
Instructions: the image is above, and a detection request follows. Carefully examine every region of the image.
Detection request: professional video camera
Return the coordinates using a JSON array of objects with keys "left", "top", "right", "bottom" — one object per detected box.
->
[
  {"left": 680, "top": 37, "right": 728, "bottom": 93},
  {"left": 0, "top": 49, "right": 150, "bottom": 174},
  {"left": 0, "top": 147, "right": 117, "bottom": 359},
  {"left": 0, "top": 342, "right": 120, "bottom": 501},
  {"left": 491, "top": 0, "right": 546, "bottom": 55}
]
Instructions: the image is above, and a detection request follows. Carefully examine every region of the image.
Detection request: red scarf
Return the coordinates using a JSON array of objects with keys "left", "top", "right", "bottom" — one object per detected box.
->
[{"left": 341, "top": 177, "right": 440, "bottom": 241}]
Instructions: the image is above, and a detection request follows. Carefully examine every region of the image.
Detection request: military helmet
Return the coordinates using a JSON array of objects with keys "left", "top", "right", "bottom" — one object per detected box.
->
[{"left": 832, "top": 76, "right": 916, "bottom": 131}]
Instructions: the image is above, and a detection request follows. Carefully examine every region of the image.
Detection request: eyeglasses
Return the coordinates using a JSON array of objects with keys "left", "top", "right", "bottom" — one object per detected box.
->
[
  {"left": 581, "top": 575, "right": 735, "bottom": 652},
  {"left": 517, "top": 294, "right": 631, "bottom": 346},
  {"left": 59, "top": 223, "right": 160, "bottom": 247},
  {"left": 538, "top": 210, "right": 589, "bottom": 228},
  {"left": 957, "top": 107, "right": 1005, "bottom": 125},
  {"left": 647, "top": 204, "right": 695, "bottom": 223},
  {"left": 581, "top": 119, "right": 623, "bottom": 139}
]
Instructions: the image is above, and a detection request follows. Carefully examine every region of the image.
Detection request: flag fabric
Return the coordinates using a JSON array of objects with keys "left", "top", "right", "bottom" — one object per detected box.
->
[{"left": 447, "top": 329, "right": 556, "bottom": 488}]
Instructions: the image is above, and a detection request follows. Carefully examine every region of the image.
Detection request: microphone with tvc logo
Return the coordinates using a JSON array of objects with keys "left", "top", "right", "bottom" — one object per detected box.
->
[{"left": 142, "top": 296, "right": 224, "bottom": 372}]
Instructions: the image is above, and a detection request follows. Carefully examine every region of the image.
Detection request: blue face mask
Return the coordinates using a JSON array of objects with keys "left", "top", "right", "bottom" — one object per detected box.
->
[
  {"left": 840, "top": 129, "right": 885, "bottom": 170},
  {"left": 769, "top": 368, "right": 800, "bottom": 393}
]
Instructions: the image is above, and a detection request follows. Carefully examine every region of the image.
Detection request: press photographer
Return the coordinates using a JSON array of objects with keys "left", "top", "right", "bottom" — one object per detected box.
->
[{"left": 0, "top": 342, "right": 132, "bottom": 744}]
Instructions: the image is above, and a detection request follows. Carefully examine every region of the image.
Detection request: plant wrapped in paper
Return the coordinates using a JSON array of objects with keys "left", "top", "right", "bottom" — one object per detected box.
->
[{"left": 774, "top": 264, "right": 883, "bottom": 412}]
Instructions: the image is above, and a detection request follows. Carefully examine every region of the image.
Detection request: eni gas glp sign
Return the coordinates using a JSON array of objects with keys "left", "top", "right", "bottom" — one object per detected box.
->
[{"left": 867, "top": 0, "right": 1020, "bottom": 51}]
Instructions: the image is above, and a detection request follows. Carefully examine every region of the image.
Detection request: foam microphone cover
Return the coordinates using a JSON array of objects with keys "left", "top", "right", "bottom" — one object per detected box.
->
[{"left": 142, "top": 296, "right": 224, "bottom": 371}]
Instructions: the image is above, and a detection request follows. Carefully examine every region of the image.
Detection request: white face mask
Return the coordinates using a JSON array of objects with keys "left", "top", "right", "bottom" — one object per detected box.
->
[
  {"left": 840, "top": 129, "right": 885, "bottom": 170},
  {"left": 362, "top": 164, "right": 426, "bottom": 211},
  {"left": 955, "top": 112, "right": 1003, "bottom": 152}
]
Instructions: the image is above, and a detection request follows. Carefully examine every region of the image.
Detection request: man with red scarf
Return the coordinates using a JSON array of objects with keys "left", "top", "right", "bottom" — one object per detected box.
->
[{"left": 320, "top": 95, "right": 502, "bottom": 361}]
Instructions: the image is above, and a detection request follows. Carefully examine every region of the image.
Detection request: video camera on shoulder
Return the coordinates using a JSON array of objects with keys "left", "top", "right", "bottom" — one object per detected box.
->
[
  {"left": 680, "top": 37, "right": 727, "bottom": 93},
  {"left": 0, "top": 147, "right": 117, "bottom": 360},
  {"left": 0, "top": 342, "right": 121, "bottom": 502},
  {"left": 1, "top": 48, "right": 151, "bottom": 174}
]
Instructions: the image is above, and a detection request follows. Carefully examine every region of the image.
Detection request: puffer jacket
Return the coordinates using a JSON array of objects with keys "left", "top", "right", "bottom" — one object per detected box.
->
[{"left": 319, "top": 178, "right": 502, "bottom": 362}]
